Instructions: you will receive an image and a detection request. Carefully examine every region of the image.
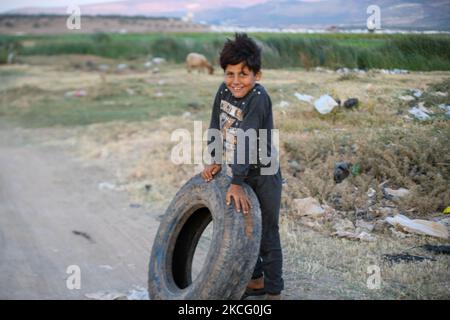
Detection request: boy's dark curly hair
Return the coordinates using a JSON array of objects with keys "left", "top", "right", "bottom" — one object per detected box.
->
[{"left": 219, "top": 33, "right": 262, "bottom": 74}]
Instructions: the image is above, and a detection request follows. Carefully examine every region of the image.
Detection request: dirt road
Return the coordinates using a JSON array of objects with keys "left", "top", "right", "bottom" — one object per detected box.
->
[{"left": 0, "top": 124, "right": 161, "bottom": 299}]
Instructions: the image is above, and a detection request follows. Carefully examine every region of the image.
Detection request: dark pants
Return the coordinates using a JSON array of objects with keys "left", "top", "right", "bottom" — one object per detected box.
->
[{"left": 245, "top": 168, "right": 283, "bottom": 294}]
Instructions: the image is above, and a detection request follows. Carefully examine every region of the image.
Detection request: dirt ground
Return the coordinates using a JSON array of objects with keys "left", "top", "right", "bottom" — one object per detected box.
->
[
  {"left": 0, "top": 120, "right": 161, "bottom": 299},
  {"left": 0, "top": 15, "right": 208, "bottom": 35},
  {"left": 0, "top": 120, "right": 343, "bottom": 300},
  {"left": 1, "top": 56, "right": 449, "bottom": 300}
]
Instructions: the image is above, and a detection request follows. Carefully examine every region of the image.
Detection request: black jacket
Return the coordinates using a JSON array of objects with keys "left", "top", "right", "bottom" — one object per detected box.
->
[{"left": 208, "top": 82, "right": 275, "bottom": 185}]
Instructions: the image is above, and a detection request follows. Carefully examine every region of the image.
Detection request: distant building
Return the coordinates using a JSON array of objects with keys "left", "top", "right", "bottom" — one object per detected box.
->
[
  {"left": 182, "top": 12, "right": 194, "bottom": 23},
  {"left": 326, "top": 25, "right": 339, "bottom": 33}
]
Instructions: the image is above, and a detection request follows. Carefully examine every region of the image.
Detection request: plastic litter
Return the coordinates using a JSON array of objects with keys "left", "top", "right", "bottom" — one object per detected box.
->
[
  {"left": 294, "top": 92, "right": 314, "bottom": 104},
  {"left": 385, "top": 214, "right": 449, "bottom": 239},
  {"left": 411, "top": 89, "right": 423, "bottom": 98},
  {"left": 343, "top": 98, "right": 359, "bottom": 109},
  {"left": 383, "top": 253, "right": 435, "bottom": 264},
  {"left": 351, "top": 163, "right": 361, "bottom": 176},
  {"left": 314, "top": 95, "right": 338, "bottom": 114},
  {"left": 409, "top": 106, "right": 431, "bottom": 121},
  {"left": 334, "top": 162, "right": 351, "bottom": 184},
  {"left": 438, "top": 104, "right": 450, "bottom": 116},
  {"left": 421, "top": 245, "right": 450, "bottom": 255}
]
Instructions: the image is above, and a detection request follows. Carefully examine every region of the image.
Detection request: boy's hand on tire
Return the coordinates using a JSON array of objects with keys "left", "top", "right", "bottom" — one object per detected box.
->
[
  {"left": 226, "top": 184, "right": 252, "bottom": 214},
  {"left": 201, "top": 164, "right": 222, "bottom": 182}
]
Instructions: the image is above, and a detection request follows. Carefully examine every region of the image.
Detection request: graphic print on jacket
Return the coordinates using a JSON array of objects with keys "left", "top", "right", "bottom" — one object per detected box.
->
[
  {"left": 219, "top": 99, "right": 244, "bottom": 163},
  {"left": 208, "top": 82, "right": 279, "bottom": 184}
]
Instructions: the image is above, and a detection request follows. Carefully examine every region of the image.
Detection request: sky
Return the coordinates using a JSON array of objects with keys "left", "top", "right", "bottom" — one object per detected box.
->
[
  {"left": 0, "top": 0, "right": 293, "bottom": 14},
  {"left": 0, "top": 0, "right": 123, "bottom": 13}
]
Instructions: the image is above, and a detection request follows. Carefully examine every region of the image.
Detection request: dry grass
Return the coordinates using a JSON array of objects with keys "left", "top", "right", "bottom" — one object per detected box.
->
[
  {"left": 281, "top": 216, "right": 450, "bottom": 299},
  {"left": 1, "top": 56, "right": 449, "bottom": 299}
]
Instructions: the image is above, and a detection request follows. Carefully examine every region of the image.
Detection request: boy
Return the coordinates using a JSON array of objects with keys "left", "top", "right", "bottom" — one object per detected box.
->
[{"left": 201, "top": 33, "right": 283, "bottom": 300}]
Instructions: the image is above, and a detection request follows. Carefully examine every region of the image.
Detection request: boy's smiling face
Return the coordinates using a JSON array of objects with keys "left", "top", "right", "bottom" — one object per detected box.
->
[{"left": 224, "top": 62, "right": 261, "bottom": 99}]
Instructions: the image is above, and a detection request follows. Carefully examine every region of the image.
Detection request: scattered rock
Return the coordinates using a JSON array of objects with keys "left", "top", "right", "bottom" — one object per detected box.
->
[
  {"left": 85, "top": 285, "right": 148, "bottom": 300},
  {"left": 116, "top": 64, "right": 128, "bottom": 71},
  {"left": 299, "top": 218, "right": 325, "bottom": 232},
  {"left": 435, "top": 216, "right": 450, "bottom": 227},
  {"left": 374, "top": 206, "right": 397, "bottom": 218},
  {"left": 332, "top": 218, "right": 355, "bottom": 233},
  {"left": 355, "top": 219, "right": 374, "bottom": 232},
  {"left": 287, "top": 159, "right": 302, "bottom": 174},
  {"left": 372, "top": 219, "right": 390, "bottom": 233},
  {"left": 315, "top": 67, "right": 334, "bottom": 74},
  {"left": 278, "top": 100, "right": 290, "bottom": 108},
  {"left": 85, "top": 291, "right": 128, "bottom": 300},
  {"left": 367, "top": 188, "right": 376, "bottom": 198},
  {"left": 399, "top": 95, "right": 416, "bottom": 102},
  {"left": 390, "top": 227, "right": 410, "bottom": 239},
  {"left": 98, "top": 64, "right": 110, "bottom": 71},
  {"left": 391, "top": 69, "right": 409, "bottom": 75},
  {"left": 379, "top": 69, "right": 408, "bottom": 75},
  {"left": 127, "top": 286, "right": 149, "bottom": 300},
  {"left": 332, "top": 230, "right": 376, "bottom": 242},
  {"left": 99, "top": 265, "right": 114, "bottom": 270},
  {"left": 383, "top": 187, "right": 410, "bottom": 201},
  {"left": 356, "top": 231, "right": 377, "bottom": 242},
  {"left": 152, "top": 57, "right": 166, "bottom": 65},
  {"left": 98, "top": 182, "right": 124, "bottom": 191},
  {"left": 85, "top": 60, "right": 96, "bottom": 70},
  {"left": 293, "top": 197, "right": 325, "bottom": 218}
]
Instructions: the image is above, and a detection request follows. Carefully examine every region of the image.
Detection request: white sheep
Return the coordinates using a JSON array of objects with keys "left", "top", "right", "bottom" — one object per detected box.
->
[{"left": 186, "top": 53, "right": 214, "bottom": 75}]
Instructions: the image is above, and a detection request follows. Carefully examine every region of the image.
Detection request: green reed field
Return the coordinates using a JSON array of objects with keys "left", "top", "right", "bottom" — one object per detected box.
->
[{"left": 1, "top": 32, "right": 450, "bottom": 70}]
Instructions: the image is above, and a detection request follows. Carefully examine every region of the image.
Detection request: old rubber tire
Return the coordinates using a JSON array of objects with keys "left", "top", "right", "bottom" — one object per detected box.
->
[{"left": 148, "top": 172, "right": 262, "bottom": 300}]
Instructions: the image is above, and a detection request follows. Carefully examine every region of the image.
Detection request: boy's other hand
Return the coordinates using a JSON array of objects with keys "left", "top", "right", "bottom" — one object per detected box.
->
[
  {"left": 201, "top": 164, "right": 222, "bottom": 182},
  {"left": 226, "top": 184, "right": 252, "bottom": 214}
]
